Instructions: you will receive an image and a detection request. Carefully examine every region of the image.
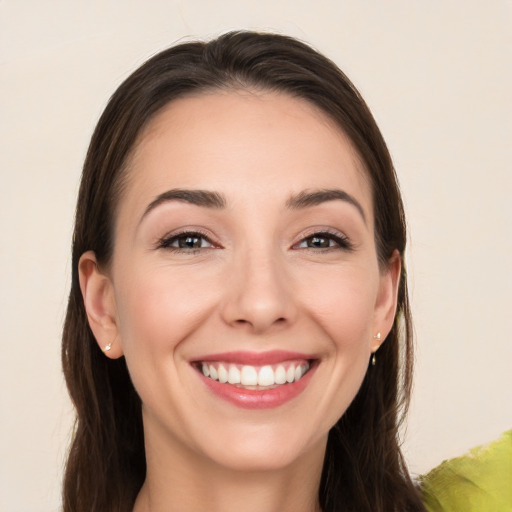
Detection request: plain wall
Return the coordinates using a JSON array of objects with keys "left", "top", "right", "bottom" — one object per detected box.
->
[{"left": 1, "top": 1, "right": 511, "bottom": 511}]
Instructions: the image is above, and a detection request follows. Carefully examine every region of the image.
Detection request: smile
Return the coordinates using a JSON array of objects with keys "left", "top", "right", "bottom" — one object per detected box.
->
[
  {"left": 192, "top": 351, "right": 317, "bottom": 409},
  {"left": 200, "top": 360, "right": 311, "bottom": 389}
]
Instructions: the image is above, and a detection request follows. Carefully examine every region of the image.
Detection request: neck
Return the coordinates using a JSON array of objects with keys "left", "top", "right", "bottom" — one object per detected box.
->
[{"left": 133, "top": 417, "right": 325, "bottom": 512}]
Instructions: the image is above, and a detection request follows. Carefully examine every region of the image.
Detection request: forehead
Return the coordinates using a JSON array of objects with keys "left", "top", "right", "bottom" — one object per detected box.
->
[{"left": 121, "top": 90, "right": 372, "bottom": 219}]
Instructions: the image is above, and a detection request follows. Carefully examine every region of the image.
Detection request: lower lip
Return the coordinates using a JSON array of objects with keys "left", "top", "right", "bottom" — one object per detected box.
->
[{"left": 197, "top": 363, "right": 316, "bottom": 409}]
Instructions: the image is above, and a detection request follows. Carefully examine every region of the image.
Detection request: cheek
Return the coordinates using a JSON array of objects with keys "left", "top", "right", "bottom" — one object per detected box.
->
[
  {"left": 114, "top": 264, "right": 217, "bottom": 355},
  {"left": 300, "top": 263, "right": 379, "bottom": 345},
  {"left": 112, "top": 264, "right": 221, "bottom": 426},
  {"left": 297, "top": 263, "right": 379, "bottom": 422}
]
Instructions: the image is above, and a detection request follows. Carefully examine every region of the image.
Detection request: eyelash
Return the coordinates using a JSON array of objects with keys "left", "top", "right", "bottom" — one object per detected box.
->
[
  {"left": 156, "top": 229, "right": 353, "bottom": 254},
  {"left": 156, "top": 230, "right": 217, "bottom": 254},
  {"left": 295, "top": 230, "right": 354, "bottom": 252}
]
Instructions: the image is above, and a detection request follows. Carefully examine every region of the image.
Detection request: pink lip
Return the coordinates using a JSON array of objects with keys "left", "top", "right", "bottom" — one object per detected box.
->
[
  {"left": 192, "top": 351, "right": 318, "bottom": 409},
  {"left": 191, "top": 350, "right": 314, "bottom": 365}
]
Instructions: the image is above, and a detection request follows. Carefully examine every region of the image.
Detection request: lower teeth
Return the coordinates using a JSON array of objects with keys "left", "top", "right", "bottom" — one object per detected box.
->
[{"left": 232, "top": 383, "right": 283, "bottom": 390}]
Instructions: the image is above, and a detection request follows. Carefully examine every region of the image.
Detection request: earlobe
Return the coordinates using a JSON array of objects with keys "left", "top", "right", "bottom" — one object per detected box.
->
[
  {"left": 372, "top": 250, "right": 401, "bottom": 352},
  {"left": 78, "top": 251, "right": 123, "bottom": 359}
]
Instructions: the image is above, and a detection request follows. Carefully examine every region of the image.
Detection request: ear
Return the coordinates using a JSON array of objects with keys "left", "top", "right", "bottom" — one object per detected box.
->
[
  {"left": 372, "top": 249, "right": 402, "bottom": 352},
  {"left": 78, "top": 251, "right": 123, "bottom": 359}
]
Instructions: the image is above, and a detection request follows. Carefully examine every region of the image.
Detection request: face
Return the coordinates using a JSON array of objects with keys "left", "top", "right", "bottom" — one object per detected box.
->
[{"left": 81, "top": 91, "right": 400, "bottom": 473}]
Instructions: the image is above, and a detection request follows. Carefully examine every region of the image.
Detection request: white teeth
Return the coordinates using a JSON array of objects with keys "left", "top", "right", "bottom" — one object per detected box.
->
[
  {"left": 275, "top": 365, "right": 286, "bottom": 385},
  {"left": 218, "top": 364, "right": 228, "bottom": 383},
  {"left": 258, "top": 365, "right": 275, "bottom": 386},
  {"left": 228, "top": 365, "right": 241, "bottom": 384},
  {"left": 240, "top": 365, "right": 258, "bottom": 386},
  {"left": 209, "top": 365, "right": 218, "bottom": 380},
  {"left": 200, "top": 361, "right": 311, "bottom": 387}
]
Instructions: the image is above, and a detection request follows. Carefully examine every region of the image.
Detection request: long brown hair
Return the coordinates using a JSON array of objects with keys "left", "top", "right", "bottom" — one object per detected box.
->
[{"left": 62, "top": 31, "right": 425, "bottom": 512}]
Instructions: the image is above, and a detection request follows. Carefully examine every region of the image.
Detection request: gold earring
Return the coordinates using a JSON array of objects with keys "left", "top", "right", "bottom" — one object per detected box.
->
[{"left": 372, "top": 332, "right": 381, "bottom": 366}]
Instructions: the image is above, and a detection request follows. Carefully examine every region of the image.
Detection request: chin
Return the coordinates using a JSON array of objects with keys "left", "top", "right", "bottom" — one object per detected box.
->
[{"left": 197, "top": 425, "right": 325, "bottom": 473}]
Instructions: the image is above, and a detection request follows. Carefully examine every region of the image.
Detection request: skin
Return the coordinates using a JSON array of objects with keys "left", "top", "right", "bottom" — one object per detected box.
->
[{"left": 79, "top": 90, "right": 401, "bottom": 512}]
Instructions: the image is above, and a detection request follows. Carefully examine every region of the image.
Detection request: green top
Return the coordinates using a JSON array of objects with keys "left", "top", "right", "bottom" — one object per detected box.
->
[{"left": 420, "top": 430, "right": 512, "bottom": 512}]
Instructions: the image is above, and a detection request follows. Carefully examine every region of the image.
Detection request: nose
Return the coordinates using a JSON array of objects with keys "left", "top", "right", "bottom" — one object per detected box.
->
[{"left": 220, "top": 250, "right": 297, "bottom": 334}]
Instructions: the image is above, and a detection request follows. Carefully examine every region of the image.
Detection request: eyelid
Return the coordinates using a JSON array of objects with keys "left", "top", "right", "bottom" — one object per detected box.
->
[
  {"left": 154, "top": 227, "right": 353, "bottom": 252},
  {"left": 155, "top": 228, "right": 221, "bottom": 252},
  {"left": 292, "top": 228, "right": 354, "bottom": 251}
]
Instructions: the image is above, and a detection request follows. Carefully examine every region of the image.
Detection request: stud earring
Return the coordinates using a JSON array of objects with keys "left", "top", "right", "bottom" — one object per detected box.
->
[{"left": 103, "top": 337, "right": 116, "bottom": 353}]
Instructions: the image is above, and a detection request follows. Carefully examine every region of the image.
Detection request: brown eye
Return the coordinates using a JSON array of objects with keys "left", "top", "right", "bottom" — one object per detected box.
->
[
  {"left": 158, "top": 231, "right": 214, "bottom": 251},
  {"left": 296, "top": 231, "right": 353, "bottom": 251},
  {"left": 306, "top": 236, "right": 332, "bottom": 248},
  {"left": 178, "top": 235, "right": 203, "bottom": 248}
]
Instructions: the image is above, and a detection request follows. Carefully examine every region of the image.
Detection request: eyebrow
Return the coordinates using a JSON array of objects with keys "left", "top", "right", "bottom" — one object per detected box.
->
[
  {"left": 285, "top": 188, "right": 367, "bottom": 223},
  {"left": 140, "top": 187, "right": 366, "bottom": 224},
  {"left": 141, "top": 188, "right": 226, "bottom": 222}
]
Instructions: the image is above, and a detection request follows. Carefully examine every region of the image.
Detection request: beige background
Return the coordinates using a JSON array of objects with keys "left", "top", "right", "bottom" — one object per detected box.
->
[{"left": 1, "top": 1, "right": 511, "bottom": 511}]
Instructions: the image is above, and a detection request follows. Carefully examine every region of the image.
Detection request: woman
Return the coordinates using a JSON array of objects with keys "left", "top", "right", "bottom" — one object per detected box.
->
[{"left": 62, "top": 31, "right": 425, "bottom": 511}]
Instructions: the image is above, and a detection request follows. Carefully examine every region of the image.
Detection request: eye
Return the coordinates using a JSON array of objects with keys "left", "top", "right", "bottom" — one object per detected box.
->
[
  {"left": 296, "top": 231, "right": 353, "bottom": 251},
  {"left": 157, "top": 231, "right": 215, "bottom": 252}
]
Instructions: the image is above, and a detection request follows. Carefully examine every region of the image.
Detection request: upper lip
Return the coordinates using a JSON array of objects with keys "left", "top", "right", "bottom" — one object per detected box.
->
[{"left": 191, "top": 350, "right": 315, "bottom": 366}]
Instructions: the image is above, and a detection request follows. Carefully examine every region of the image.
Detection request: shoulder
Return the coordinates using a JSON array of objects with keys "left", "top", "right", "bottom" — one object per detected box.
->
[{"left": 419, "top": 430, "right": 512, "bottom": 512}]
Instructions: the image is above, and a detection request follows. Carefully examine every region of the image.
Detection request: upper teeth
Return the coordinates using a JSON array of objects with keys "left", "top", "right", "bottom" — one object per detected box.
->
[{"left": 201, "top": 361, "right": 310, "bottom": 387}]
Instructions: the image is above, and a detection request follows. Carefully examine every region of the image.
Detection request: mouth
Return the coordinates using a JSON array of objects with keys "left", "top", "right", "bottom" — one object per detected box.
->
[
  {"left": 196, "top": 360, "right": 311, "bottom": 389},
  {"left": 191, "top": 351, "right": 317, "bottom": 409}
]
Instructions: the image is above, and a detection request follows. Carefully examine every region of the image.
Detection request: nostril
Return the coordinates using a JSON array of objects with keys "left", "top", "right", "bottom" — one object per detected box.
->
[{"left": 232, "top": 316, "right": 287, "bottom": 329}]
